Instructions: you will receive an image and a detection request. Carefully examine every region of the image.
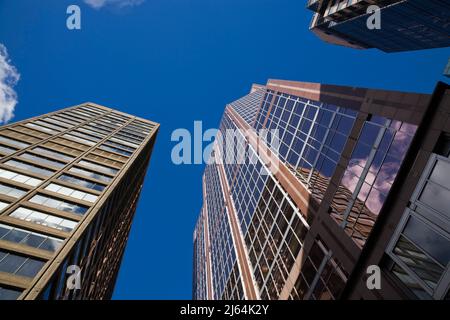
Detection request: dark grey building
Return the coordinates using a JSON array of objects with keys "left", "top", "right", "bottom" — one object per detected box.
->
[{"left": 307, "top": 0, "right": 450, "bottom": 52}]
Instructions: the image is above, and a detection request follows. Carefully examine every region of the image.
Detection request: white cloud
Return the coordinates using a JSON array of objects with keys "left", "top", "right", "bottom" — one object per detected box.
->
[
  {"left": 0, "top": 44, "right": 20, "bottom": 124},
  {"left": 84, "top": 0, "right": 145, "bottom": 9}
]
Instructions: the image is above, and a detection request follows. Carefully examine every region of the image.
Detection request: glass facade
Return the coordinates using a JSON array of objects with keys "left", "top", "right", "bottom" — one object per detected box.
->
[
  {"left": 0, "top": 103, "right": 158, "bottom": 300},
  {"left": 308, "top": 0, "right": 450, "bottom": 52},
  {"left": 386, "top": 146, "right": 450, "bottom": 299},
  {"left": 330, "top": 117, "right": 416, "bottom": 247},
  {"left": 193, "top": 80, "right": 443, "bottom": 301}
]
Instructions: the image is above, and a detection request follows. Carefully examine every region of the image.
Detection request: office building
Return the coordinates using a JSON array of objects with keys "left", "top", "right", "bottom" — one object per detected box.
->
[
  {"left": 193, "top": 79, "right": 450, "bottom": 300},
  {"left": 307, "top": 0, "right": 450, "bottom": 52},
  {"left": 0, "top": 103, "right": 159, "bottom": 300}
]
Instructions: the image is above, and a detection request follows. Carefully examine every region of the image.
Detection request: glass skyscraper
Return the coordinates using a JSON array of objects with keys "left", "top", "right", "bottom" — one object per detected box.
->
[
  {"left": 193, "top": 79, "right": 450, "bottom": 300},
  {"left": 307, "top": 0, "right": 450, "bottom": 52},
  {"left": 0, "top": 103, "right": 158, "bottom": 300}
]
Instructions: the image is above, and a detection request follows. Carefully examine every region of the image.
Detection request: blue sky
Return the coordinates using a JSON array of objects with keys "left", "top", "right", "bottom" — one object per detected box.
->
[{"left": 0, "top": 0, "right": 448, "bottom": 299}]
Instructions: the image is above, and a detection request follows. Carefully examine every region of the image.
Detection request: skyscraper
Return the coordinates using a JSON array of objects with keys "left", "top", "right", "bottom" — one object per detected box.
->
[
  {"left": 307, "top": 0, "right": 450, "bottom": 52},
  {"left": 193, "top": 79, "right": 450, "bottom": 300},
  {"left": 0, "top": 103, "right": 159, "bottom": 300}
]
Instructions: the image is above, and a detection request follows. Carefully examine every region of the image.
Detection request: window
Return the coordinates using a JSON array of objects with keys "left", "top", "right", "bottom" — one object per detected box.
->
[
  {"left": 31, "top": 147, "right": 75, "bottom": 162},
  {"left": 0, "top": 201, "right": 9, "bottom": 212},
  {"left": 77, "top": 127, "right": 106, "bottom": 138},
  {"left": 10, "top": 207, "right": 77, "bottom": 232},
  {"left": 0, "top": 183, "right": 27, "bottom": 198},
  {"left": 103, "top": 140, "right": 135, "bottom": 153},
  {"left": 45, "top": 183, "right": 98, "bottom": 203},
  {"left": 14, "top": 126, "right": 50, "bottom": 139},
  {"left": 94, "top": 149, "right": 128, "bottom": 162},
  {"left": 25, "top": 122, "right": 58, "bottom": 134},
  {"left": 43, "top": 116, "right": 73, "bottom": 128},
  {"left": 51, "top": 113, "right": 82, "bottom": 127},
  {"left": 58, "top": 174, "right": 106, "bottom": 192},
  {"left": 4, "top": 160, "right": 55, "bottom": 177},
  {"left": 386, "top": 151, "right": 450, "bottom": 299},
  {"left": 99, "top": 144, "right": 132, "bottom": 156},
  {"left": 0, "top": 136, "right": 30, "bottom": 149},
  {"left": 0, "top": 224, "right": 63, "bottom": 252},
  {"left": 79, "top": 106, "right": 104, "bottom": 115},
  {"left": 68, "top": 167, "right": 112, "bottom": 183},
  {"left": 0, "top": 169, "right": 42, "bottom": 186},
  {"left": 62, "top": 134, "right": 95, "bottom": 146},
  {"left": 70, "top": 130, "right": 102, "bottom": 142},
  {"left": 78, "top": 160, "right": 118, "bottom": 175},
  {"left": 0, "top": 250, "right": 45, "bottom": 278},
  {"left": 0, "top": 285, "right": 22, "bottom": 300},
  {"left": 330, "top": 118, "right": 416, "bottom": 247},
  {"left": 34, "top": 120, "right": 65, "bottom": 131},
  {"left": 0, "top": 129, "right": 40, "bottom": 144},
  {"left": 29, "top": 195, "right": 89, "bottom": 215},
  {"left": 0, "top": 144, "right": 17, "bottom": 155},
  {"left": 17, "top": 153, "right": 66, "bottom": 168},
  {"left": 110, "top": 137, "right": 139, "bottom": 149}
]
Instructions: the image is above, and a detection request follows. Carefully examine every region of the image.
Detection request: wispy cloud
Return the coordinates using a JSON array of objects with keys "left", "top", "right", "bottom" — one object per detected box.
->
[
  {"left": 0, "top": 44, "right": 20, "bottom": 124},
  {"left": 84, "top": 0, "right": 145, "bottom": 9}
]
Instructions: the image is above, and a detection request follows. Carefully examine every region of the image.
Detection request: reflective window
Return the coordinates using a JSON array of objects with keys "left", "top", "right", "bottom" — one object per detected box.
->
[
  {"left": 10, "top": 207, "right": 77, "bottom": 232},
  {"left": 4, "top": 160, "right": 55, "bottom": 177},
  {"left": 0, "top": 144, "right": 17, "bottom": 155},
  {"left": 99, "top": 144, "right": 132, "bottom": 156},
  {"left": 0, "top": 136, "right": 30, "bottom": 149},
  {"left": 0, "top": 285, "right": 22, "bottom": 300},
  {"left": 0, "top": 169, "right": 42, "bottom": 186},
  {"left": 330, "top": 119, "right": 416, "bottom": 247},
  {"left": 34, "top": 120, "right": 65, "bottom": 131},
  {"left": 103, "top": 140, "right": 136, "bottom": 153},
  {"left": 109, "top": 137, "right": 139, "bottom": 149},
  {"left": 70, "top": 130, "right": 102, "bottom": 143},
  {"left": 387, "top": 151, "right": 450, "bottom": 299},
  {"left": 0, "top": 201, "right": 9, "bottom": 212},
  {"left": 0, "top": 183, "right": 27, "bottom": 198},
  {"left": 0, "top": 250, "right": 45, "bottom": 278},
  {"left": 25, "top": 122, "right": 59, "bottom": 134},
  {"left": 31, "top": 147, "right": 75, "bottom": 162},
  {"left": 78, "top": 160, "right": 118, "bottom": 175},
  {"left": 68, "top": 167, "right": 112, "bottom": 183},
  {"left": 17, "top": 153, "right": 66, "bottom": 168},
  {"left": 45, "top": 183, "right": 98, "bottom": 203},
  {"left": 58, "top": 174, "right": 106, "bottom": 192},
  {"left": 62, "top": 134, "right": 95, "bottom": 146},
  {"left": 29, "top": 194, "right": 89, "bottom": 215},
  {"left": 260, "top": 94, "right": 357, "bottom": 205},
  {"left": 0, "top": 224, "right": 62, "bottom": 252},
  {"left": 289, "top": 240, "right": 348, "bottom": 300}
]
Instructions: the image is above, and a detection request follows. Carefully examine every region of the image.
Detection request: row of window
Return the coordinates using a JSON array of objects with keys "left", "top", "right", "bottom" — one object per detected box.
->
[
  {"left": 10, "top": 207, "right": 78, "bottom": 232},
  {"left": 0, "top": 250, "right": 46, "bottom": 279},
  {"left": 0, "top": 169, "right": 42, "bottom": 187},
  {"left": 0, "top": 223, "right": 62, "bottom": 252},
  {"left": 44, "top": 183, "right": 98, "bottom": 203},
  {"left": 29, "top": 195, "right": 88, "bottom": 215}
]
